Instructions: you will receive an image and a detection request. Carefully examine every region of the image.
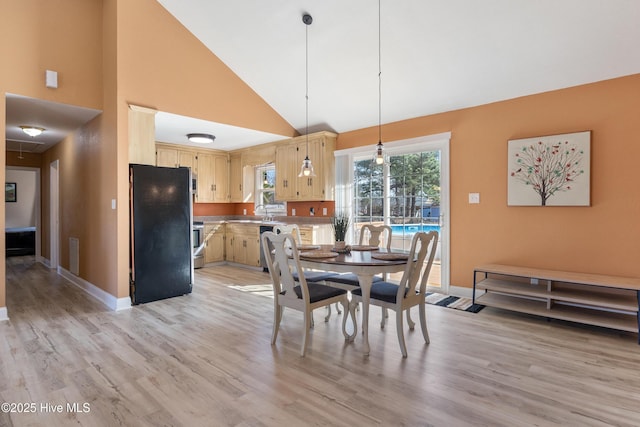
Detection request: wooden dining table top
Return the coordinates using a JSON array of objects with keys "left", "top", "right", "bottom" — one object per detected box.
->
[{"left": 297, "top": 244, "right": 411, "bottom": 267}]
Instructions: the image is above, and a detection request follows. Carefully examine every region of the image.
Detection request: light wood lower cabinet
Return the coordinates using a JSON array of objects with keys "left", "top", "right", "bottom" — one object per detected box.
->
[
  {"left": 225, "top": 224, "right": 261, "bottom": 267},
  {"left": 298, "top": 224, "right": 333, "bottom": 245},
  {"left": 203, "top": 223, "right": 225, "bottom": 264}
]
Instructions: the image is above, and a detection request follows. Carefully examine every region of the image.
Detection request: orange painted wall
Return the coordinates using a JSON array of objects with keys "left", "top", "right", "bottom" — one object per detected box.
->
[
  {"left": 1, "top": 0, "right": 105, "bottom": 307},
  {"left": 116, "top": 0, "right": 296, "bottom": 139},
  {"left": 339, "top": 74, "right": 640, "bottom": 287}
]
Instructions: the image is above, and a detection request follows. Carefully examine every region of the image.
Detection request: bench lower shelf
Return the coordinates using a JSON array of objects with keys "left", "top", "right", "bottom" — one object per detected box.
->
[{"left": 476, "top": 292, "right": 638, "bottom": 333}]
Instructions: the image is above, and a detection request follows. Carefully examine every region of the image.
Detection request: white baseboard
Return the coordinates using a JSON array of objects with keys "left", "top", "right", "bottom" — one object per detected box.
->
[
  {"left": 57, "top": 267, "right": 131, "bottom": 311},
  {"left": 449, "top": 285, "right": 473, "bottom": 299},
  {"left": 38, "top": 255, "right": 51, "bottom": 268},
  {"left": 0, "top": 306, "right": 8, "bottom": 321}
]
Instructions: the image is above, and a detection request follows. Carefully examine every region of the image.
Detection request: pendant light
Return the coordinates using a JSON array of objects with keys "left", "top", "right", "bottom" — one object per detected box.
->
[
  {"left": 298, "top": 13, "right": 316, "bottom": 178},
  {"left": 374, "top": 0, "right": 385, "bottom": 165}
]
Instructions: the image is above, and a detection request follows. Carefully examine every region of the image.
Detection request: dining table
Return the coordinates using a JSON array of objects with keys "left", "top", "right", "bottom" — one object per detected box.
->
[{"left": 297, "top": 244, "right": 410, "bottom": 356}]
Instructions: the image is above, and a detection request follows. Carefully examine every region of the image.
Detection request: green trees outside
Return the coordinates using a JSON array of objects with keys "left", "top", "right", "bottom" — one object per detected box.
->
[{"left": 354, "top": 151, "right": 440, "bottom": 225}]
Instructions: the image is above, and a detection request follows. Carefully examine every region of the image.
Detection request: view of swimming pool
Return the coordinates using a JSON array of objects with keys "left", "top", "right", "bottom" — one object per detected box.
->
[{"left": 390, "top": 224, "right": 440, "bottom": 234}]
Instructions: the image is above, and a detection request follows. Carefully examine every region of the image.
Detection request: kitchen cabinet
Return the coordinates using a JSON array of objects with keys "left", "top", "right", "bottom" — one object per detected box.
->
[
  {"left": 275, "top": 143, "right": 298, "bottom": 200},
  {"left": 196, "top": 152, "right": 229, "bottom": 203},
  {"left": 204, "top": 223, "right": 225, "bottom": 263},
  {"left": 229, "top": 154, "right": 243, "bottom": 202},
  {"left": 274, "top": 131, "right": 336, "bottom": 201},
  {"left": 229, "top": 154, "right": 255, "bottom": 203},
  {"left": 156, "top": 147, "right": 178, "bottom": 167},
  {"left": 298, "top": 224, "right": 334, "bottom": 245},
  {"left": 225, "top": 223, "right": 260, "bottom": 267},
  {"left": 156, "top": 146, "right": 195, "bottom": 170}
]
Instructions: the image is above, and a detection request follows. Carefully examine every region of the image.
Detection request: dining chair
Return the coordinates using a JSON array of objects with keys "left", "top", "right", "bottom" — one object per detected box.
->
[
  {"left": 349, "top": 231, "right": 438, "bottom": 358},
  {"left": 261, "top": 231, "right": 352, "bottom": 356}
]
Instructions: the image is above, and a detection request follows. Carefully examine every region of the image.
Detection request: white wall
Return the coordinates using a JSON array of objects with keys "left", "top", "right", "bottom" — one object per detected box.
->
[{"left": 5, "top": 169, "right": 37, "bottom": 228}]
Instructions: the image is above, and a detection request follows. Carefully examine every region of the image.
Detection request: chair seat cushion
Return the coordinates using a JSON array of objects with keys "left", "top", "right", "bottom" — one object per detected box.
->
[
  {"left": 292, "top": 271, "right": 340, "bottom": 283},
  {"left": 293, "top": 283, "right": 347, "bottom": 303},
  {"left": 327, "top": 273, "right": 383, "bottom": 286},
  {"left": 352, "top": 281, "right": 408, "bottom": 304}
]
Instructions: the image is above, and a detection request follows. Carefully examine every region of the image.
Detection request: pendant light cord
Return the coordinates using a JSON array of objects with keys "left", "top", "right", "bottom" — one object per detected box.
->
[
  {"left": 378, "top": 0, "right": 382, "bottom": 144},
  {"left": 305, "top": 15, "right": 310, "bottom": 156}
]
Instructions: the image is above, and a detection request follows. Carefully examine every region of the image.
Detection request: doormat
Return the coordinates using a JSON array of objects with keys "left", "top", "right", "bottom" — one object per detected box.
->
[{"left": 426, "top": 293, "right": 485, "bottom": 313}]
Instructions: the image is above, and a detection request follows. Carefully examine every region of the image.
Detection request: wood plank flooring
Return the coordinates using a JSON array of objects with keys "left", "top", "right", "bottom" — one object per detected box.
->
[{"left": 2, "top": 256, "right": 640, "bottom": 426}]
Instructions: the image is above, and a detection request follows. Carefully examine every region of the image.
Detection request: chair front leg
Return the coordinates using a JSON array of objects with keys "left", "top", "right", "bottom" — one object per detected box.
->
[
  {"left": 407, "top": 308, "right": 415, "bottom": 330},
  {"left": 396, "top": 309, "right": 408, "bottom": 358},
  {"left": 302, "top": 310, "right": 312, "bottom": 357},
  {"left": 340, "top": 297, "right": 355, "bottom": 341},
  {"left": 348, "top": 299, "right": 359, "bottom": 342},
  {"left": 419, "top": 301, "right": 430, "bottom": 344},
  {"left": 272, "top": 303, "right": 282, "bottom": 345}
]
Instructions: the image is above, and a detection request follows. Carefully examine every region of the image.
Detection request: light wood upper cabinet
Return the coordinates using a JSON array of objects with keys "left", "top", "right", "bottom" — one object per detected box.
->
[
  {"left": 212, "top": 154, "right": 229, "bottom": 202},
  {"left": 156, "top": 147, "right": 178, "bottom": 167},
  {"left": 195, "top": 152, "right": 228, "bottom": 203},
  {"left": 275, "top": 131, "right": 336, "bottom": 201},
  {"left": 275, "top": 143, "right": 298, "bottom": 200},
  {"left": 229, "top": 154, "right": 243, "bottom": 202}
]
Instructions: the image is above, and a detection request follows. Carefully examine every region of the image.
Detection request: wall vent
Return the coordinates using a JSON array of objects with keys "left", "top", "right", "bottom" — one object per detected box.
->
[{"left": 69, "top": 237, "right": 79, "bottom": 275}]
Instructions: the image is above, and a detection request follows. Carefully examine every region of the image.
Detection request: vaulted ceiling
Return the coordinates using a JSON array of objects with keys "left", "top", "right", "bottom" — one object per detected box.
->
[
  {"left": 156, "top": 0, "right": 640, "bottom": 141},
  {"left": 6, "top": 1, "right": 640, "bottom": 153}
]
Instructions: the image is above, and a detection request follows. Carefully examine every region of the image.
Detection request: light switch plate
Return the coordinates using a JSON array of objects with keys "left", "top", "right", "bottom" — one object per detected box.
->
[
  {"left": 292, "top": 208, "right": 296, "bottom": 216},
  {"left": 468, "top": 193, "right": 480, "bottom": 204},
  {"left": 111, "top": 199, "right": 116, "bottom": 210},
  {"left": 322, "top": 207, "right": 327, "bottom": 216}
]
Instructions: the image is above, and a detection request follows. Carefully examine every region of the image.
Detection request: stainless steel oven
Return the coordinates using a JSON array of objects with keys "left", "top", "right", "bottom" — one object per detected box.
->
[{"left": 193, "top": 221, "right": 204, "bottom": 269}]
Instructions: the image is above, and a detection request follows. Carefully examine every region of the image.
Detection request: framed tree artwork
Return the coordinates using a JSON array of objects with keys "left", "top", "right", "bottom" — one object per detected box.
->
[
  {"left": 5, "top": 182, "right": 16, "bottom": 203},
  {"left": 508, "top": 131, "right": 591, "bottom": 206}
]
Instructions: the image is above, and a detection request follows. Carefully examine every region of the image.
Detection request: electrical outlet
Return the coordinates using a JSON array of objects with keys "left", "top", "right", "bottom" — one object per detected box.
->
[
  {"left": 323, "top": 207, "right": 327, "bottom": 216},
  {"left": 292, "top": 208, "right": 296, "bottom": 216},
  {"left": 243, "top": 209, "right": 247, "bottom": 215},
  {"left": 310, "top": 207, "right": 315, "bottom": 216}
]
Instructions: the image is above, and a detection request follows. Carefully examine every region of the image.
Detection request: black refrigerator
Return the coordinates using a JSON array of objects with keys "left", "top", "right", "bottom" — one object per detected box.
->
[{"left": 130, "top": 164, "right": 193, "bottom": 304}]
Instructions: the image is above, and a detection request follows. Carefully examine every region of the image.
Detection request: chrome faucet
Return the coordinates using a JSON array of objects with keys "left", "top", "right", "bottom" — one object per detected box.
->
[{"left": 255, "top": 204, "right": 273, "bottom": 221}]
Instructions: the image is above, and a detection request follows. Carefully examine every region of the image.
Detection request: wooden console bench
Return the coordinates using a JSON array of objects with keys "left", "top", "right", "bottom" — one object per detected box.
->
[{"left": 473, "top": 264, "right": 640, "bottom": 342}]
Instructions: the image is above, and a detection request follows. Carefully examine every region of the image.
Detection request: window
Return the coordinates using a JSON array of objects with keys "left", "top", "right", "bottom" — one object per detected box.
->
[{"left": 255, "top": 164, "right": 286, "bottom": 215}]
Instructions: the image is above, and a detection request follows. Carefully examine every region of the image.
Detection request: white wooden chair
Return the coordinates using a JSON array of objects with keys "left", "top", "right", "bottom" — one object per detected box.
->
[
  {"left": 261, "top": 231, "right": 352, "bottom": 356},
  {"left": 349, "top": 231, "right": 438, "bottom": 358},
  {"left": 272, "top": 224, "right": 302, "bottom": 245}
]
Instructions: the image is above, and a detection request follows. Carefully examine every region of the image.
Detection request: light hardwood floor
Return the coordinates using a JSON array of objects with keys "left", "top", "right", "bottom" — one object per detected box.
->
[{"left": 2, "top": 256, "right": 640, "bottom": 426}]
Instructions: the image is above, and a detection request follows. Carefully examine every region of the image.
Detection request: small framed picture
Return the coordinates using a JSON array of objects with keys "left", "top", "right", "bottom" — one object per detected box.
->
[{"left": 5, "top": 182, "right": 16, "bottom": 203}]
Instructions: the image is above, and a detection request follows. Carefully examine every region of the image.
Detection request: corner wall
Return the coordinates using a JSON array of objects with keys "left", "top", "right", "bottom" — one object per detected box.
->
[{"left": 338, "top": 74, "right": 640, "bottom": 287}]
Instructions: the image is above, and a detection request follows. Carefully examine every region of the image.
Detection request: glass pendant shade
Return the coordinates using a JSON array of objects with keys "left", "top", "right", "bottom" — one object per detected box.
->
[
  {"left": 375, "top": 141, "right": 384, "bottom": 165},
  {"left": 298, "top": 155, "right": 316, "bottom": 177}
]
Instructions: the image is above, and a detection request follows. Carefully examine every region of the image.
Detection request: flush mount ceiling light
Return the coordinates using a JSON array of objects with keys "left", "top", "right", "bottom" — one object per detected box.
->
[
  {"left": 187, "top": 133, "right": 215, "bottom": 144},
  {"left": 20, "top": 126, "right": 45, "bottom": 137},
  {"left": 298, "top": 13, "right": 316, "bottom": 178},
  {"left": 374, "top": 0, "right": 385, "bottom": 165}
]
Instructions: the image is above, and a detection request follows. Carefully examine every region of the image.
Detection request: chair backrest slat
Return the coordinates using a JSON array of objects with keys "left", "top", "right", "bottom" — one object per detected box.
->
[
  {"left": 262, "top": 231, "right": 308, "bottom": 302},
  {"left": 397, "top": 231, "right": 438, "bottom": 299},
  {"left": 273, "top": 224, "right": 302, "bottom": 245}
]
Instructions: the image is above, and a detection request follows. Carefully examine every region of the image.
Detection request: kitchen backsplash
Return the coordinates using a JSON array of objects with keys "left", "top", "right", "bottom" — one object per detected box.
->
[{"left": 193, "top": 201, "right": 335, "bottom": 218}]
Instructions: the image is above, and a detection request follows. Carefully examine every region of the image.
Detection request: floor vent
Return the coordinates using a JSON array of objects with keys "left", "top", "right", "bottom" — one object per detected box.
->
[{"left": 69, "top": 237, "right": 79, "bottom": 275}]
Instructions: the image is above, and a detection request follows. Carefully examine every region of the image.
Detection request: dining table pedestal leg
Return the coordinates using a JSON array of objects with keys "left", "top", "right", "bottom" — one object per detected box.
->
[{"left": 357, "top": 274, "right": 374, "bottom": 356}]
